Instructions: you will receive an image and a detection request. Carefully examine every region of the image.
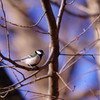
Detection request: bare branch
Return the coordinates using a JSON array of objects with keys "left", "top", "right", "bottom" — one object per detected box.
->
[
  {"left": 59, "top": 39, "right": 99, "bottom": 74},
  {"left": 0, "top": 91, "right": 8, "bottom": 98},
  {"left": 0, "top": 1, "right": 99, "bottom": 99},
  {"left": 40, "top": 0, "right": 59, "bottom": 99},
  {"left": 0, "top": 21, "right": 48, "bottom": 34},
  {"left": 56, "top": 0, "right": 66, "bottom": 31},
  {"left": 0, "top": 12, "right": 46, "bottom": 28},
  {"left": 0, "top": 0, "right": 10, "bottom": 58},
  {"left": 10, "top": 68, "right": 23, "bottom": 87},
  {"left": 66, "top": 0, "right": 75, "bottom": 5},
  {"left": 0, "top": 70, "right": 39, "bottom": 91},
  {"left": 56, "top": 72, "right": 72, "bottom": 91},
  {"left": 0, "top": 51, "right": 34, "bottom": 71},
  {"left": 0, "top": 46, "right": 55, "bottom": 73},
  {"left": 51, "top": 1, "right": 100, "bottom": 19},
  {"left": 0, "top": 74, "right": 49, "bottom": 96},
  {"left": 60, "top": 14, "right": 100, "bottom": 52},
  {"left": 60, "top": 53, "right": 100, "bottom": 60},
  {"left": 19, "top": 89, "right": 64, "bottom": 100},
  {"left": 59, "top": 68, "right": 100, "bottom": 93},
  {"left": 11, "top": 67, "right": 25, "bottom": 79}
]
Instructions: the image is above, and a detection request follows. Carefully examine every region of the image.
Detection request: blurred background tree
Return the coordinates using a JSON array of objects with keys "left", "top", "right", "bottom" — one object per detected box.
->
[{"left": 0, "top": 0, "right": 100, "bottom": 100}]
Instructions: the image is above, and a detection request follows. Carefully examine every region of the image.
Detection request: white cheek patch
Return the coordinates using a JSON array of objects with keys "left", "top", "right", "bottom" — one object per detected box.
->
[{"left": 36, "top": 51, "right": 42, "bottom": 54}]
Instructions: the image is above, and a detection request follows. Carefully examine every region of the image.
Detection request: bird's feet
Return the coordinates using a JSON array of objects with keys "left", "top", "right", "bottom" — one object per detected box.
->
[
  {"left": 34, "top": 66, "right": 39, "bottom": 70},
  {"left": 28, "top": 65, "right": 39, "bottom": 70}
]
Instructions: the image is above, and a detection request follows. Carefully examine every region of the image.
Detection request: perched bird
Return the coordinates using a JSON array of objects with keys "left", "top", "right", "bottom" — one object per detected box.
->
[{"left": 15, "top": 50, "right": 44, "bottom": 67}]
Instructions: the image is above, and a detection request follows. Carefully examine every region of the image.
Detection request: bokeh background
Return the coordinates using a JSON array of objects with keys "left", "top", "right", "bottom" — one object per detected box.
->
[{"left": 0, "top": 0, "right": 100, "bottom": 100}]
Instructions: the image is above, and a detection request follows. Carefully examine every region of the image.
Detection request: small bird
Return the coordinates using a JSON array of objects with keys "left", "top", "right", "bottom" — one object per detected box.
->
[{"left": 15, "top": 50, "right": 44, "bottom": 67}]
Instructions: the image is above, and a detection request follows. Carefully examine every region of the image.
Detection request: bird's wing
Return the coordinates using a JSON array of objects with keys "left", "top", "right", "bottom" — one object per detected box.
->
[
  {"left": 21, "top": 54, "right": 36, "bottom": 61},
  {"left": 21, "top": 55, "right": 31, "bottom": 60},
  {"left": 14, "top": 55, "right": 31, "bottom": 62}
]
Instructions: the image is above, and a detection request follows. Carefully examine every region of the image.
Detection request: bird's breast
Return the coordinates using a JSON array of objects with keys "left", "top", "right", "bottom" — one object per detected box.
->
[{"left": 24, "top": 55, "right": 40, "bottom": 65}]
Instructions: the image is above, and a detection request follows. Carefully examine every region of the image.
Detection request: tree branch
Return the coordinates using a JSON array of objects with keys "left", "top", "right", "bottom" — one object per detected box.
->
[
  {"left": 0, "top": 52, "right": 34, "bottom": 71},
  {"left": 40, "top": 0, "right": 59, "bottom": 100},
  {"left": 51, "top": 0, "right": 100, "bottom": 19},
  {"left": 59, "top": 39, "right": 99, "bottom": 74},
  {"left": 0, "top": 0, "right": 10, "bottom": 58},
  {"left": 0, "top": 12, "right": 46, "bottom": 28},
  {"left": 60, "top": 14, "right": 100, "bottom": 52},
  {"left": 56, "top": 0, "right": 66, "bottom": 31}
]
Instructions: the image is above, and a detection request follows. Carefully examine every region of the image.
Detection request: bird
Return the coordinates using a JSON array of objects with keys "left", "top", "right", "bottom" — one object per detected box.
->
[{"left": 15, "top": 50, "right": 44, "bottom": 67}]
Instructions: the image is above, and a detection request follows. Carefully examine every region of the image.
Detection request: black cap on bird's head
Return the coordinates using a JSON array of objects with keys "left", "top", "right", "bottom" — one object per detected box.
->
[{"left": 35, "top": 50, "right": 44, "bottom": 56}]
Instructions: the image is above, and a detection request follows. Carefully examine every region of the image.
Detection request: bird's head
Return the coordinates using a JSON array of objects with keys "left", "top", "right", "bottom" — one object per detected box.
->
[{"left": 35, "top": 50, "right": 44, "bottom": 56}]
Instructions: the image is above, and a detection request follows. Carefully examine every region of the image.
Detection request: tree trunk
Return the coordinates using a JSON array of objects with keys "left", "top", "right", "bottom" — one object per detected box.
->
[{"left": 40, "top": 0, "right": 59, "bottom": 100}]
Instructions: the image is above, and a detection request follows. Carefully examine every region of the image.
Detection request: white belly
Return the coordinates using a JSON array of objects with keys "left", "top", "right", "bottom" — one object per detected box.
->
[{"left": 23, "top": 55, "right": 40, "bottom": 65}]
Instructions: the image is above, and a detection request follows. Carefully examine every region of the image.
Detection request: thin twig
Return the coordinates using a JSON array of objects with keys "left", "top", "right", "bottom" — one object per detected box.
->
[
  {"left": 56, "top": 72, "right": 72, "bottom": 91},
  {"left": 0, "top": 17, "right": 49, "bottom": 34},
  {"left": 51, "top": 1, "right": 100, "bottom": 19},
  {"left": 59, "top": 68, "right": 100, "bottom": 92},
  {"left": 22, "top": 74, "right": 49, "bottom": 86},
  {"left": 0, "top": 0, "right": 10, "bottom": 58},
  {"left": 59, "top": 39, "right": 99, "bottom": 74},
  {"left": 56, "top": 0, "right": 66, "bottom": 31},
  {"left": 0, "top": 12, "right": 45, "bottom": 28},
  {"left": 0, "top": 47, "right": 54, "bottom": 72},
  {"left": 60, "top": 14, "right": 100, "bottom": 52},
  {"left": 59, "top": 54, "right": 82, "bottom": 74},
  {"left": 0, "top": 51, "right": 34, "bottom": 71},
  {"left": 0, "top": 91, "right": 8, "bottom": 98},
  {"left": 66, "top": 0, "right": 75, "bottom": 5},
  {"left": 0, "top": 65, "right": 16, "bottom": 68},
  {"left": 11, "top": 67, "right": 25, "bottom": 79},
  {"left": 84, "top": 81, "right": 99, "bottom": 100},
  {"left": 60, "top": 53, "right": 100, "bottom": 58},
  {"left": 30, "top": 94, "right": 63, "bottom": 100},
  {"left": 10, "top": 68, "right": 22, "bottom": 86},
  {"left": 0, "top": 70, "right": 39, "bottom": 90},
  {"left": 0, "top": 74, "right": 49, "bottom": 96},
  {"left": 32, "top": 29, "right": 49, "bottom": 34},
  {"left": 19, "top": 89, "right": 63, "bottom": 100},
  {"left": 69, "top": 68, "right": 100, "bottom": 85}
]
